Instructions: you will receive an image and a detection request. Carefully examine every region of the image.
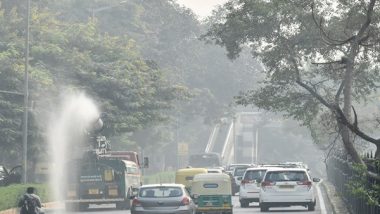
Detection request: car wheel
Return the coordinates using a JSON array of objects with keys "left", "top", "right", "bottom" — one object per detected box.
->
[
  {"left": 308, "top": 202, "right": 315, "bottom": 211},
  {"left": 260, "top": 204, "right": 269, "bottom": 212}
]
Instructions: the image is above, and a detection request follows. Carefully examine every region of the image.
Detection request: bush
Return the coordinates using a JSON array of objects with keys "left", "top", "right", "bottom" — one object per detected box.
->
[
  {"left": 0, "top": 184, "right": 52, "bottom": 211},
  {"left": 346, "top": 163, "right": 380, "bottom": 206}
]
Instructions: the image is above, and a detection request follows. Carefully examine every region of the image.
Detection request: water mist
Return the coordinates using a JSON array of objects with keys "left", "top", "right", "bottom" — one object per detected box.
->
[{"left": 47, "top": 93, "right": 100, "bottom": 206}]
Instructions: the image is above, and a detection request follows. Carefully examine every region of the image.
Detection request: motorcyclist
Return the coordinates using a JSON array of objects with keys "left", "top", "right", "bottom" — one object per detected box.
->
[{"left": 18, "top": 187, "right": 43, "bottom": 214}]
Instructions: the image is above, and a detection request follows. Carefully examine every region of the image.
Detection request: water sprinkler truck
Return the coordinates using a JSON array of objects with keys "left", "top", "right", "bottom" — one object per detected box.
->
[{"left": 64, "top": 116, "right": 148, "bottom": 211}]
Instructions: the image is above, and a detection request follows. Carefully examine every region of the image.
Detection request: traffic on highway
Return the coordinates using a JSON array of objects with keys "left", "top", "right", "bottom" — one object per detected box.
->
[
  {"left": 41, "top": 160, "right": 332, "bottom": 214},
  {"left": 1, "top": 1, "right": 379, "bottom": 214}
]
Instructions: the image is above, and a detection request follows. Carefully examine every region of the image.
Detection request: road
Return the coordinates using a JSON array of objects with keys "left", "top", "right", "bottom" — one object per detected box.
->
[{"left": 45, "top": 184, "right": 333, "bottom": 214}]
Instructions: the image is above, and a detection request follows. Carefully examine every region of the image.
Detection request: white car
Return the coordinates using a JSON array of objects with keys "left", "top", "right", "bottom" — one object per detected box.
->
[
  {"left": 239, "top": 167, "right": 271, "bottom": 207},
  {"left": 259, "top": 168, "right": 320, "bottom": 212}
]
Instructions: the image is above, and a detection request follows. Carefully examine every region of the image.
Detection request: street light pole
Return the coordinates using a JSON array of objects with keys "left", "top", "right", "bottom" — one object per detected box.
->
[{"left": 23, "top": 0, "right": 30, "bottom": 183}]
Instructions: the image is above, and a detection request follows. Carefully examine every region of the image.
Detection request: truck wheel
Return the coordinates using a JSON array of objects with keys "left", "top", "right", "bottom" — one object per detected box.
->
[
  {"left": 79, "top": 203, "right": 88, "bottom": 211},
  {"left": 65, "top": 202, "right": 80, "bottom": 212},
  {"left": 240, "top": 200, "right": 249, "bottom": 208},
  {"left": 116, "top": 198, "right": 131, "bottom": 210}
]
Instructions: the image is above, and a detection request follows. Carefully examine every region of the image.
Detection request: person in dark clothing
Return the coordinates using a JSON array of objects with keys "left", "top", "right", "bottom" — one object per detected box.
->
[{"left": 18, "top": 187, "right": 43, "bottom": 214}]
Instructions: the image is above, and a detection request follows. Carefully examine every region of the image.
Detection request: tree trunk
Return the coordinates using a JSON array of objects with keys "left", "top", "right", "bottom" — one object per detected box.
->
[{"left": 340, "top": 45, "right": 364, "bottom": 165}]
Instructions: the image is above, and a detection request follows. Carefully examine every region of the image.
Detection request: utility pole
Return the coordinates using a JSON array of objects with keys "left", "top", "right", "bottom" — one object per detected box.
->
[
  {"left": 233, "top": 115, "right": 237, "bottom": 163},
  {"left": 23, "top": 0, "right": 31, "bottom": 183}
]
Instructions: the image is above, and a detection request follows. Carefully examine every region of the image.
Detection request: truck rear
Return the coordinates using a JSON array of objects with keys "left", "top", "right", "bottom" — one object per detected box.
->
[{"left": 65, "top": 157, "right": 139, "bottom": 211}]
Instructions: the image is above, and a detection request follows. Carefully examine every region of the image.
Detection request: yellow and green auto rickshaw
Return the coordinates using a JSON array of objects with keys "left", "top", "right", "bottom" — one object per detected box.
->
[
  {"left": 192, "top": 173, "right": 233, "bottom": 214},
  {"left": 175, "top": 168, "right": 208, "bottom": 192}
]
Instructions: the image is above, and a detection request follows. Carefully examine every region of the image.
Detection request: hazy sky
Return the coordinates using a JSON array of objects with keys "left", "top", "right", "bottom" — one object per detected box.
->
[{"left": 176, "top": 0, "right": 228, "bottom": 19}]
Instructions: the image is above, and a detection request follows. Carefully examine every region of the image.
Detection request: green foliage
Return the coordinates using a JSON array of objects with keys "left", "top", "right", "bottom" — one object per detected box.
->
[
  {"left": 0, "top": 1, "right": 185, "bottom": 164},
  {"left": 204, "top": 0, "right": 380, "bottom": 149},
  {"left": 0, "top": 183, "right": 52, "bottom": 211},
  {"left": 53, "top": 0, "right": 260, "bottom": 153},
  {"left": 0, "top": 0, "right": 262, "bottom": 172},
  {"left": 346, "top": 163, "right": 380, "bottom": 206}
]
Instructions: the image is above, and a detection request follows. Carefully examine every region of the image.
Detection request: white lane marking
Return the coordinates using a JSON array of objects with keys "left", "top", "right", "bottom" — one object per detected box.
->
[{"left": 317, "top": 182, "right": 327, "bottom": 214}]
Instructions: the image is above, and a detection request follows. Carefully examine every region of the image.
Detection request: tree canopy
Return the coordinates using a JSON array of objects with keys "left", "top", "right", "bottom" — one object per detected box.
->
[
  {"left": 204, "top": 0, "right": 380, "bottom": 162},
  {"left": 0, "top": 0, "right": 261, "bottom": 167}
]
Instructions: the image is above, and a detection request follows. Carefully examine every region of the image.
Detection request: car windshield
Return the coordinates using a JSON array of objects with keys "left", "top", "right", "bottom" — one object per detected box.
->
[
  {"left": 265, "top": 171, "right": 308, "bottom": 182},
  {"left": 244, "top": 170, "right": 266, "bottom": 181},
  {"left": 139, "top": 187, "right": 183, "bottom": 198}
]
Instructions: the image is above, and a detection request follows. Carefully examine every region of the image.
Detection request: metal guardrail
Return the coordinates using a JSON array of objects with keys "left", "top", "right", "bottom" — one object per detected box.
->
[{"left": 327, "top": 157, "right": 380, "bottom": 214}]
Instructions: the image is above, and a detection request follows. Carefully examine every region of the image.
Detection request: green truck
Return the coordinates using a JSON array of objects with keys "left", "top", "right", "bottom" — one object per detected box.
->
[{"left": 65, "top": 154, "right": 141, "bottom": 211}]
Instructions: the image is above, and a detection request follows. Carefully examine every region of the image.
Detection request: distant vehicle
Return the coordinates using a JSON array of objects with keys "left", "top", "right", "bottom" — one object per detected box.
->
[
  {"left": 188, "top": 153, "right": 221, "bottom": 168},
  {"left": 191, "top": 173, "right": 233, "bottom": 214},
  {"left": 207, "top": 168, "right": 223, "bottom": 173},
  {"left": 225, "top": 163, "right": 253, "bottom": 174},
  {"left": 0, "top": 165, "right": 22, "bottom": 186},
  {"left": 226, "top": 171, "right": 239, "bottom": 196},
  {"left": 175, "top": 168, "right": 208, "bottom": 193},
  {"left": 281, "top": 162, "right": 309, "bottom": 171},
  {"left": 259, "top": 168, "right": 320, "bottom": 212},
  {"left": 259, "top": 162, "right": 309, "bottom": 170},
  {"left": 131, "top": 184, "right": 196, "bottom": 214},
  {"left": 233, "top": 165, "right": 252, "bottom": 186},
  {"left": 239, "top": 167, "right": 274, "bottom": 207},
  {"left": 65, "top": 157, "right": 141, "bottom": 211}
]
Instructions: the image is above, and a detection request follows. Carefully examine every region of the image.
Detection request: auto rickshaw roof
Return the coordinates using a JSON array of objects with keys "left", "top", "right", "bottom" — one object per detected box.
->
[{"left": 193, "top": 173, "right": 230, "bottom": 182}]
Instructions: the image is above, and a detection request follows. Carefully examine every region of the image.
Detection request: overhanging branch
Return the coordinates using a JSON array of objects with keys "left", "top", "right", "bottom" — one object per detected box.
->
[{"left": 335, "top": 107, "right": 380, "bottom": 146}]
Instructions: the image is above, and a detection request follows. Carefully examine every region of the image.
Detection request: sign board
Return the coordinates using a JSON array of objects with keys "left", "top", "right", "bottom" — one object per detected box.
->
[{"left": 178, "top": 143, "right": 188, "bottom": 156}]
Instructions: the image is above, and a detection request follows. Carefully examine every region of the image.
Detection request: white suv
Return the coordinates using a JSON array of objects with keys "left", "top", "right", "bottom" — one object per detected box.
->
[
  {"left": 239, "top": 167, "right": 271, "bottom": 207},
  {"left": 259, "top": 168, "right": 319, "bottom": 212}
]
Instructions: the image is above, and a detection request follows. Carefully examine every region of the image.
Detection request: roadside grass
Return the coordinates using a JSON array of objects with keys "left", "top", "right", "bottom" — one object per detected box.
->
[
  {"left": 0, "top": 184, "right": 52, "bottom": 211},
  {"left": 144, "top": 171, "right": 175, "bottom": 184}
]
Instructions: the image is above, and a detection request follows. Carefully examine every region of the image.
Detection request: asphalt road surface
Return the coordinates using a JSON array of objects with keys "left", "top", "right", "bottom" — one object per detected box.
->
[{"left": 45, "top": 184, "right": 333, "bottom": 214}]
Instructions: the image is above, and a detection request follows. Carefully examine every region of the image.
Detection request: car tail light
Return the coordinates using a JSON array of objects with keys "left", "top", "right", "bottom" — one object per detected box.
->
[
  {"left": 241, "top": 179, "right": 248, "bottom": 186},
  {"left": 297, "top": 181, "right": 312, "bottom": 189},
  {"left": 181, "top": 196, "right": 190, "bottom": 205},
  {"left": 261, "top": 181, "right": 274, "bottom": 187},
  {"left": 132, "top": 198, "right": 141, "bottom": 207},
  {"left": 261, "top": 181, "right": 274, "bottom": 191}
]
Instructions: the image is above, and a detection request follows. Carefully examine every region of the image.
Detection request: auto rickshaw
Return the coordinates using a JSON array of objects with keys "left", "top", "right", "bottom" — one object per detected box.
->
[
  {"left": 175, "top": 168, "right": 208, "bottom": 192},
  {"left": 192, "top": 173, "right": 233, "bottom": 214}
]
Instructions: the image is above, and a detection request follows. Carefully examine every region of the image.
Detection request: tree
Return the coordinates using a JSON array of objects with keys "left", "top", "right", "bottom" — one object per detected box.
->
[
  {"left": 0, "top": 1, "right": 182, "bottom": 164},
  {"left": 203, "top": 0, "right": 380, "bottom": 163}
]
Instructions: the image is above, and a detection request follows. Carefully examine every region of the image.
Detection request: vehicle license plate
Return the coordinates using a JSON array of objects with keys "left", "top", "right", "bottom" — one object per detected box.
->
[
  {"left": 109, "top": 189, "right": 118, "bottom": 196},
  {"left": 279, "top": 185, "right": 293, "bottom": 189},
  {"left": 88, "top": 189, "right": 99, "bottom": 194},
  {"left": 205, "top": 201, "right": 213, "bottom": 206}
]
